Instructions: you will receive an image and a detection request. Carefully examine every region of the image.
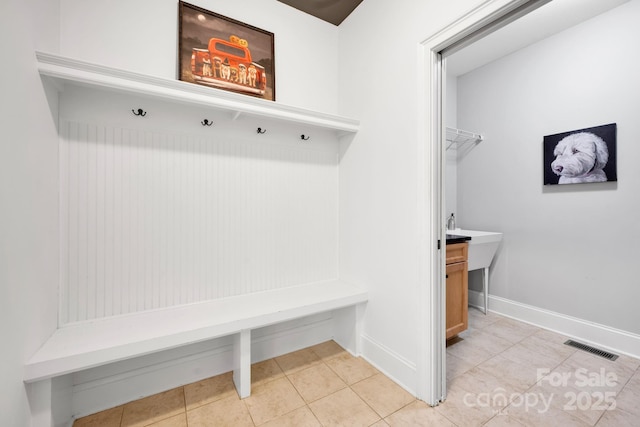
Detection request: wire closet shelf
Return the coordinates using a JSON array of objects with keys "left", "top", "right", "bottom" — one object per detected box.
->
[{"left": 446, "top": 127, "right": 483, "bottom": 150}]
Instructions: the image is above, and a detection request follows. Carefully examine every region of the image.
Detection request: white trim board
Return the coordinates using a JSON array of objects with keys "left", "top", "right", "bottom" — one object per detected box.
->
[
  {"left": 469, "top": 290, "right": 640, "bottom": 359},
  {"left": 419, "top": 0, "right": 536, "bottom": 405},
  {"left": 361, "top": 334, "right": 418, "bottom": 397}
]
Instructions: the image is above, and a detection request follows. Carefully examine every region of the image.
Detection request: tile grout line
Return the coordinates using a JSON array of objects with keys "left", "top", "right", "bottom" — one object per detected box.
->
[
  {"left": 181, "top": 385, "right": 187, "bottom": 426},
  {"left": 286, "top": 352, "right": 384, "bottom": 426},
  {"left": 591, "top": 364, "right": 636, "bottom": 426}
]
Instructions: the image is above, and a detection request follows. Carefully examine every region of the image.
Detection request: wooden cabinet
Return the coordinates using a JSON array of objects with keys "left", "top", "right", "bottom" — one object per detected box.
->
[{"left": 446, "top": 242, "right": 468, "bottom": 339}]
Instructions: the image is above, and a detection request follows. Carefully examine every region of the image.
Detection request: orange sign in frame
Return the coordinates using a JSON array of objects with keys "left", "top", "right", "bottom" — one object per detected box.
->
[{"left": 179, "top": 2, "right": 275, "bottom": 100}]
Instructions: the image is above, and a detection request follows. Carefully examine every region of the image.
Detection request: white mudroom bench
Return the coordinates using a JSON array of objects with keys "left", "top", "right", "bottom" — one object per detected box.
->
[{"left": 24, "top": 279, "right": 367, "bottom": 426}]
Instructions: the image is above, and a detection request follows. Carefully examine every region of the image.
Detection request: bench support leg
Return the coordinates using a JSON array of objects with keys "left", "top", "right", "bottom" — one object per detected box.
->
[
  {"left": 26, "top": 376, "right": 73, "bottom": 427},
  {"left": 233, "top": 329, "right": 251, "bottom": 398},
  {"left": 332, "top": 302, "right": 367, "bottom": 356},
  {"left": 354, "top": 302, "right": 366, "bottom": 355},
  {"left": 352, "top": 302, "right": 366, "bottom": 356},
  {"left": 26, "top": 379, "right": 53, "bottom": 427}
]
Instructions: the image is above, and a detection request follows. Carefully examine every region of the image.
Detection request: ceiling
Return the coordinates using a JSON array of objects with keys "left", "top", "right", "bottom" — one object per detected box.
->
[
  {"left": 446, "top": 0, "right": 630, "bottom": 76},
  {"left": 277, "top": 0, "right": 364, "bottom": 26},
  {"left": 277, "top": 0, "right": 629, "bottom": 76}
]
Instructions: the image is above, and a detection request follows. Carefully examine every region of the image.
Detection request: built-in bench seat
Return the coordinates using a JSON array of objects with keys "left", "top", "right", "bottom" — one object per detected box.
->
[{"left": 24, "top": 279, "right": 367, "bottom": 419}]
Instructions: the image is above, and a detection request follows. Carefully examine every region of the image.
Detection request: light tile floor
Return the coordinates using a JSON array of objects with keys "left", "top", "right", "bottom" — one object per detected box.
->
[{"left": 74, "top": 308, "right": 640, "bottom": 426}]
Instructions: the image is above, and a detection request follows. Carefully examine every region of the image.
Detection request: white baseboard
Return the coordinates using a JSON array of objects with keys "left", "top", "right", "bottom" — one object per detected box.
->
[
  {"left": 70, "top": 313, "right": 334, "bottom": 420},
  {"left": 468, "top": 288, "right": 485, "bottom": 311},
  {"left": 469, "top": 290, "right": 640, "bottom": 359},
  {"left": 71, "top": 339, "right": 235, "bottom": 418},
  {"left": 252, "top": 312, "right": 333, "bottom": 362},
  {"left": 361, "top": 334, "right": 417, "bottom": 397}
]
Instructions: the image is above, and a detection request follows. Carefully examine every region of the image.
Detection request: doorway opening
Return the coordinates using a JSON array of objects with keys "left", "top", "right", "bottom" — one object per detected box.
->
[{"left": 420, "top": 0, "right": 629, "bottom": 405}]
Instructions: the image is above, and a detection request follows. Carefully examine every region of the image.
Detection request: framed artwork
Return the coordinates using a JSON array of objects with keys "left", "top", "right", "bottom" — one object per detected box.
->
[
  {"left": 178, "top": 1, "right": 275, "bottom": 101},
  {"left": 543, "top": 123, "right": 617, "bottom": 185}
]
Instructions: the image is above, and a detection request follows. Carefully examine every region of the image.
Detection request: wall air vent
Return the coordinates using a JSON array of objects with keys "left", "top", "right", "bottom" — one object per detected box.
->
[{"left": 564, "top": 340, "right": 618, "bottom": 361}]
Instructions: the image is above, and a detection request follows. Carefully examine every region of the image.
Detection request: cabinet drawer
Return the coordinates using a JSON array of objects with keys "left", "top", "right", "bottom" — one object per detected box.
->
[{"left": 446, "top": 242, "right": 468, "bottom": 264}]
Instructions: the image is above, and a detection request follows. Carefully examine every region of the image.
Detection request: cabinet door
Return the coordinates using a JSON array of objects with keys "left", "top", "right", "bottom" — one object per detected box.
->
[{"left": 446, "top": 261, "right": 468, "bottom": 339}]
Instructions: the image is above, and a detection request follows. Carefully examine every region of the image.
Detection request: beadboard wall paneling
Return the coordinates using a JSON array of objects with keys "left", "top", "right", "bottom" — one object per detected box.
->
[{"left": 59, "top": 120, "right": 339, "bottom": 325}]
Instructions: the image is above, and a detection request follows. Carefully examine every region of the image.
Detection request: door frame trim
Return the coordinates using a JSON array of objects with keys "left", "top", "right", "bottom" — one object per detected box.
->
[{"left": 416, "top": 0, "right": 536, "bottom": 405}]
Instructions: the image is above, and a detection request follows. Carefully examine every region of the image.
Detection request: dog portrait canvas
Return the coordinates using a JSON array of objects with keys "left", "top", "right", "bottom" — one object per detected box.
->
[{"left": 543, "top": 123, "right": 617, "bottom": 185}]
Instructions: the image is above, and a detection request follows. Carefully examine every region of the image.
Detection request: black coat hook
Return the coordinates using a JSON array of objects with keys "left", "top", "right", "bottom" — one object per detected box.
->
[
  {"left": 201, "top": 119, "right": 213, "bottom": 126},
  {"left": 300, "top": 134, "right": 310, "bottom": 141},
  {"left": 257, "top": 127, "right": 267, "bottom": 134},
  {"left": 132, "top": 108, "right": 147, "bottom": 117}
]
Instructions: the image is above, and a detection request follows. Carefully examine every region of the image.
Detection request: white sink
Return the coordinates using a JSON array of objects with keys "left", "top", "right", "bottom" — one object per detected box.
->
[{"left": 447, "top": 228, "right": 502, "bottom": 271}]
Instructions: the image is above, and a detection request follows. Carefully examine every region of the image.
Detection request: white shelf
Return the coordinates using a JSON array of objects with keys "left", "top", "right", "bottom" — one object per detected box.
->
[
  {"left": 35, "top": 51, "right": 360, "bottom": 134},
  {"left": 446, "top": 127, "right": 483, "bottom": 149}
]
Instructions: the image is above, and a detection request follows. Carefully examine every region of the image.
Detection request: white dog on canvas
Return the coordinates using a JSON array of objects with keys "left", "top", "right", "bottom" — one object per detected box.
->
[{"left": 551, "top": 132, "right": 609, "bottom": 184}]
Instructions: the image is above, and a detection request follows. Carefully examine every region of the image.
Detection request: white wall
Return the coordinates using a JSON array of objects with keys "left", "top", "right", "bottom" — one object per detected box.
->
[
  {"left": 456, "top": 0, "right": 640, "bottom": 334},
  {"left": 57, "top": 86, "right": 341, "bottom": 324},
  {"left": 59, "top": 0, "right": 340, "bottom": 114},
  {"left": 54, "top": 1, "right": 344, "bottom": 321},
  {"left": 0, "top": 0, "right": 60, "bottom": 426},
  {"left": 337, "top": 0, "right": 486, "bottom": 394}
]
